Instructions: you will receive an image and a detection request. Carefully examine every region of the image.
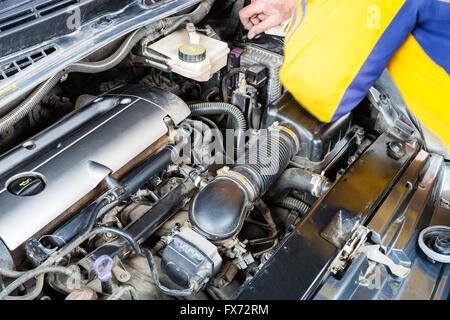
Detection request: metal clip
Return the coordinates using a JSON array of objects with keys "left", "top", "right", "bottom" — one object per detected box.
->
[
  {"left": 329, "top": 226, "right": 370, "bottom": 275},
  {"left": 330, "top": 226, "right": 410, "bottom": 278}
]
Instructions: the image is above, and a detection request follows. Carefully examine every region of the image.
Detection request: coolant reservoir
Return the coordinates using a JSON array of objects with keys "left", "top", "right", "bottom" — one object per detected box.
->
[{"left": 148, "top": 27, "right": 229, "bottom": 81}]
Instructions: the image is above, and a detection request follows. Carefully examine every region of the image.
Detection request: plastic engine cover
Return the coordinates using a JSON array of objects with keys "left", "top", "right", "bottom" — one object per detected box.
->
[{"left": 0, "top": 85, "right": 190, "bottom": 250}]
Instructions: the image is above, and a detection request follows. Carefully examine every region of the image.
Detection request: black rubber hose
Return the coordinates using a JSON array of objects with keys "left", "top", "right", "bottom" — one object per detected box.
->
[
  {"left": 189, "top": 102, "right": 247, "bottom": 151},
  {"left": 51, "top": 197, "right": 113, "bottom": 263},
  {"left": 143, "top": 248, "right": 194, "bottom": 296},
  {"left": 235, "top": 128, "right": 298, "bottom": 194},
  {"left": 188, "top": 0, "right": 216, "bottom": 24},
  {"left": 54, "top": 140, "right": 189, "bottom": 261},
  {"left": 119, "top": 145, "right": 181, "bottom": 200},
  {"left": 81, "top": 197, "right": 112, "bottom": 235},
  {"left": 189, "top": 102, "right": 247, "bottom": 132},
  {"left": 163, "top": 0, "right": 216, "bottom": 35},
  {"left": 48, "top": 143, "right": 183, "bottom": 249},
  {"left": 190, "top": 125, "right": 300, "bottom": 240},
  {"left": 52, "top": 200, "right": 120, "bottom": 263},
  {"left": 267, "top": 168, "right": 331, "bottom": 200},
  {"left": 276, "top": 196, "right": 310, "bottom": 215},
  {"left": 88, "top": 227, "right": 141, "bottom": 254}
]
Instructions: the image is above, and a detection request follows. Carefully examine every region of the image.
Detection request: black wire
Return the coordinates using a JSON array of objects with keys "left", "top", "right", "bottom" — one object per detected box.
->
[{"left": 143, "top": 248, "right": 194, "bottom": 296}]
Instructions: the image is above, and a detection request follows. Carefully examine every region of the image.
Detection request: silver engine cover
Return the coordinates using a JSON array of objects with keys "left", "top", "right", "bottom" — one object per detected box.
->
[{"left": 0, "top": 85, "right": 190, "bottom": 250}]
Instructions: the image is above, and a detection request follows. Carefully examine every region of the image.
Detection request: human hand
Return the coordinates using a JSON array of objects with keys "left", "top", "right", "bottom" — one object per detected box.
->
[{"left": 239, "top": 0, "right": 298, "bottom": 39}]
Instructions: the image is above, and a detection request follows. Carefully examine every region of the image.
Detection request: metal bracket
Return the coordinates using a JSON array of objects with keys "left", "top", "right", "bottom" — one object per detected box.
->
[
  {"left": 330, "top": 226, "right": 410, "bottom": 278},
  {"left": 25, "top": 238, "right": 57, "bottom": 267},
  {"left": 360, "top": 245, "right": 410, "bottom": 278},
  {"left": 329, "top": 226, "right": 371, "bottom": 275},
  {"left": 367, "top": 87, "right": 415, "bottom": 141}
]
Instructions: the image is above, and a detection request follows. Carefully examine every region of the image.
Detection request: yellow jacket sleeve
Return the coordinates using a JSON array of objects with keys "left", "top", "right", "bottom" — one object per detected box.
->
[{"left": 280, "top": 0, "right": 450, "bottom": 149}]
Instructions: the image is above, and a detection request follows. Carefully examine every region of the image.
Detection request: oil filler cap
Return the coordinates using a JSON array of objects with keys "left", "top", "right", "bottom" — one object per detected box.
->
[
  {"left": 7, "top": 174, "right": 45, "bottom": 196},
  {"left": 178, "top": 43, "right": 206, "bottom": 63}
]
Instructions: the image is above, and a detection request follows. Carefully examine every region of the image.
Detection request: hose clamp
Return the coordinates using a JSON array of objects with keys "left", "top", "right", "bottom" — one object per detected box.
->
[
  {"left": 166, "top": 144, "right": 182, "bottom": 163},
  {"left": 217, "top": 167, "right": 258, "bottom": 202},
  {"left": 270, "top": 122, "right": 300, "bottom": 154},
  {"left": 310, "top": 174, "right": 328, "bottom": 197}
]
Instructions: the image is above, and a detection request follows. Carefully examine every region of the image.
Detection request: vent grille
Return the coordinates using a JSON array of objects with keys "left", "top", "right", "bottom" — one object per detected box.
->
[
  {"left": 0, "top": 0, "right": 79, "bottom": 32},
  {"left": 0, "top": 46, "right": 57, "bottom": 81}
]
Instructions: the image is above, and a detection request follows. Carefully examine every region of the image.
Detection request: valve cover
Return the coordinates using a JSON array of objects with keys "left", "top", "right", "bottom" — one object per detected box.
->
[{"left": 0, "top": 85, "right": 190, "bottom": 250}]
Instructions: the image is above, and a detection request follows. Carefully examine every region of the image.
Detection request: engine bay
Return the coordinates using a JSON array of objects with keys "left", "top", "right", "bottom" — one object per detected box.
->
[{"left": 0, "top": 0, "right": 447, "bottom": 301}]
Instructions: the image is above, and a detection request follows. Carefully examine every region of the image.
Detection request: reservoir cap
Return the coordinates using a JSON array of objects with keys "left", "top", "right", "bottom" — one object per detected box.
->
[
  {"left": 7, "top": 174, "right": 45, "bottom": 196},
  {"left": 178, "top": 43, "right": 206, "bottom": 63}
]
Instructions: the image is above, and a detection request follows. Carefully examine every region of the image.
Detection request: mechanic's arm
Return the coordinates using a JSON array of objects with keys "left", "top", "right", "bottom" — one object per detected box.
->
[{"left": 279, "top": 0, "right": 441, "bottom": 123}]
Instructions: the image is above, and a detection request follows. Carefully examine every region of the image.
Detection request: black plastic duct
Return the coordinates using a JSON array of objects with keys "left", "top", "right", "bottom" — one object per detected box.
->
[{"left": 189, "top": 124, "right": 299, "bottom": 240}]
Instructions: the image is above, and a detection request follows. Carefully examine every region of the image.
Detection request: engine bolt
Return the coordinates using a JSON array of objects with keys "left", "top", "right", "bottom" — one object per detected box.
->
[{"left": 387, "top": 141, "right": 405, "bottom": 159}]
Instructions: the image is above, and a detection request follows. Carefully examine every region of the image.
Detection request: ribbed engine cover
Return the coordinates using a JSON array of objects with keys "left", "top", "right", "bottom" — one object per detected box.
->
[{"left": 0, "top": 85, "right": 190, "bottom": 250}]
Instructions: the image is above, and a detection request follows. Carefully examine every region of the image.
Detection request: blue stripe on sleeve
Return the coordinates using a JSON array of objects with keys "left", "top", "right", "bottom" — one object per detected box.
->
[
  {"left": 285, "top": 0, "right": 307, "bottom": 46},
  {"left": 331, "top": 0, "right": 422, "bottom": 121},
  {"left": 286, "top": 6, "right": 298, "bottom": 36}
]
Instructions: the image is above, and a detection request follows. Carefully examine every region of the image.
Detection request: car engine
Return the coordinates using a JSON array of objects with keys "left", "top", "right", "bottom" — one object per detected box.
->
[{"left": 0, "top": 0, "right": 447, "bottom": 301}]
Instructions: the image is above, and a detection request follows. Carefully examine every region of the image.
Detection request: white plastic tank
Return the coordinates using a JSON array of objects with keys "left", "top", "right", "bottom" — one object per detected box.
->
[{"left": 149, "top": 28, "right": 230, "bottom": 82}]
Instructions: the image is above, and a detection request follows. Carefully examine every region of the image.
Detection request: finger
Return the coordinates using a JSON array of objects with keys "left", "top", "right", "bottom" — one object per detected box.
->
[
  {"left": 251, "top": 15, "right": 261, "bottom": 25},
  {"left": 239, "top": 1, "right": 264, "bottom": 26},
  {"left": 241, "top": 13, "right": 256, "bottom": 30},
  {"left": 243, "top": 20, "right": 254, "bottom": 30},
  {"left": 248, "top": 16, "right": 278, "bottom": 39}
]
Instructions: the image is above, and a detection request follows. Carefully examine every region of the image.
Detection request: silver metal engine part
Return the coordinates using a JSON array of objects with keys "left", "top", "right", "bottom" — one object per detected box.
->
[{"left": 0, "top": 85, "right": 190, "bottom": 250}]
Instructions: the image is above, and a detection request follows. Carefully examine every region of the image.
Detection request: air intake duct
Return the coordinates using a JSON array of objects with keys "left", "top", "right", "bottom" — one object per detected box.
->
[{"left": 189, "top": 123, "right": 299, "bottom": 240}]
